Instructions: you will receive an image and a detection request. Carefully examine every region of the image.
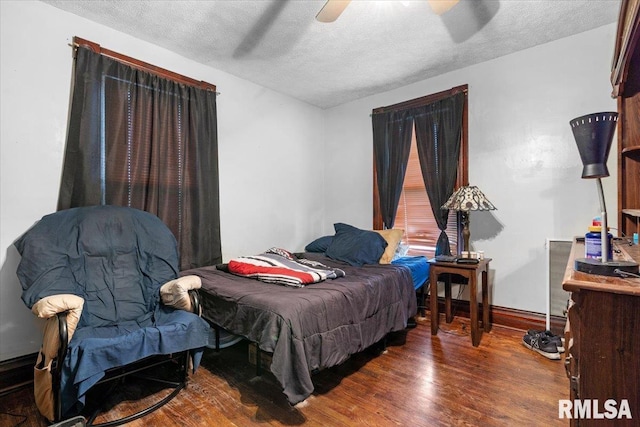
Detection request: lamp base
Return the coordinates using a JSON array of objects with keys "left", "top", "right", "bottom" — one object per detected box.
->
[{"left": 575, "top": 258, "right": 639, "bottom": 277}]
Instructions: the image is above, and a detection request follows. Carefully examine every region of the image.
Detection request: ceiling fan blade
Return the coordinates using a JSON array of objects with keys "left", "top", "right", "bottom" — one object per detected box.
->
[
  {"left": 427, "top": 0, "right": 460, "bottom": 15},
  {"left": 316, "top": 0, "right": 351, "bottom": 23}
]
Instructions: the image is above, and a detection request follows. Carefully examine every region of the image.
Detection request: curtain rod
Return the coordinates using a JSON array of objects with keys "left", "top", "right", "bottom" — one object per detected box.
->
[
  {"left": 371, "top": 84, "right": 468, "bottom": 116},
  {"left": 369, "top": 107, "right": 454, "bottom": 119},
  {"left": 70, "top": 38, "right": 219, "bottom": 94}
]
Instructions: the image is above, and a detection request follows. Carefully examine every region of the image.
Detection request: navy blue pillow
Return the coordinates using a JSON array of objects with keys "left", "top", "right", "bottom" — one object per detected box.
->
[
  {"left": 325, "top": 223, "right": 388, "bottom": 266},
  {"left": 305, "top": 235, "right": 334, "bottom": 253}
]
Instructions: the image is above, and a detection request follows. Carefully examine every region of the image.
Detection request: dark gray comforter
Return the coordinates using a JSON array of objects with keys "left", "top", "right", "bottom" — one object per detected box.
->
[{"left": 182, "top": 253, "right": 417, "bottom": 404}]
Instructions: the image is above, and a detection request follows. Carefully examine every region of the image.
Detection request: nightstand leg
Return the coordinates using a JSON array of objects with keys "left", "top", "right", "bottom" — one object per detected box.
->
[
  {"left": 470, "top": 272, "right": 480, "bottom": 346},
  {"left": 430, "top": 272, "right": 439, "bottom": 335},
  {"left": 482, "top": 266, "right": 491, "bottom": 332},
  {"left": 445, "top": 274, "right": 453, "bottom": 323}
]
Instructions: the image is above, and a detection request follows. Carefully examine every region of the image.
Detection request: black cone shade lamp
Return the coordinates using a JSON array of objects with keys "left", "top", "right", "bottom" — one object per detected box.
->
[{"left": 570, "top": 112, "right": 638, "bottom": 276}]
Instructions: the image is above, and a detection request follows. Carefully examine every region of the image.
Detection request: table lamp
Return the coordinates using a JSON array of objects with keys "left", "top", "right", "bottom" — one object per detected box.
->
[
  {"left": 570, "top": 112, "right": 639, "bottom": 276},
  {"left": 442, "top": 185, "right": 496, "bottom": 253}
]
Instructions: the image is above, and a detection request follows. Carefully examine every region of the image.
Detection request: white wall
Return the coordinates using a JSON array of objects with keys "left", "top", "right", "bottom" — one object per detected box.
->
[
  {"left": 323, "top": 23, "right": 618, "bottom": 313},
  {"left": 0, "top": 1, "right": 325, "bottom": 361}
]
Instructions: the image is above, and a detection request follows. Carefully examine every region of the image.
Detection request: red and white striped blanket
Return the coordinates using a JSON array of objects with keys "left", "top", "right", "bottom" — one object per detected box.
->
[{"left": 227, "top": 247, "right": 346, "bottom": 287}]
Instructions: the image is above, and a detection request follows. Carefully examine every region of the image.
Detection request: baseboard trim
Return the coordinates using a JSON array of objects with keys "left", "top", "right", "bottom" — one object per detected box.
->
[
  {"left": 0, "top": 352, "right": 37, "bottom": 397},
  {"left": 422, "top": 296, "right": 566, "bottom": 335}
]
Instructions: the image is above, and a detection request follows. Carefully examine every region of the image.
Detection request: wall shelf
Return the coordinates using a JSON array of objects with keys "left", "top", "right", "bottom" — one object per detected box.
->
[
  {"left": 621, "top": 145, "right": 640, "bottom": 160},
  {"left": 622, "top": 208, "right": 640, "bottom": 217},
  {"left": 613, "top": 0, "right": 640, "bottom": 240}
]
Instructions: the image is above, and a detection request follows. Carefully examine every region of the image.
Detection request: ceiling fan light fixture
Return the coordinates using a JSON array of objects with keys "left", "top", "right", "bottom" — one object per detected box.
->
[
  {"left": 427, "top": 0, "right": 460, "bottom": 15},
  {"left": 316, "top": 0, "right": 352, "bottom": 23}
]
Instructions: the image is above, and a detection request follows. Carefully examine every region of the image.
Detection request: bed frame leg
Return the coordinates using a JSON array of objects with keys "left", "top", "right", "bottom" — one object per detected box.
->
[
  {"left": 216, "top": 326, "right": 221, "bottom": 351},
  {"left": 256, "top": 344, "right": 262, "bottom": 376},
  {"left": 417, "top": 281, "right": 428, "bottom": 317}
]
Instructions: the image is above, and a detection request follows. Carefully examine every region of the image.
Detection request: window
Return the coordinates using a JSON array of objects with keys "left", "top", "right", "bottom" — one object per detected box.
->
[
  {"left": 58, "top": 37, "right": 221, "bottom": 270},
  {"left": 373, "top": 85, "right": 468, "bottom": 258},
  {"left": 103, "top": 74, "right": 190, "bottom": 238},
  {"left": 394, "top": 131, "right": 459, "bottom": 258}
]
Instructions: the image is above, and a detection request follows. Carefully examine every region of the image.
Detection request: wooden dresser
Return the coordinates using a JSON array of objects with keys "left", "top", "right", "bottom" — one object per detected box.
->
[{"left": 562, "top": 239, "right": 640, "bottom": 426}]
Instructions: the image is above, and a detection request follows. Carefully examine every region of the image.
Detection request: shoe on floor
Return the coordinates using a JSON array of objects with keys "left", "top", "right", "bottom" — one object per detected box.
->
[
  {"left": 527, "top": 329, "right": 565, "bottom": 352},
  {"left": 522, "top": 333, "right": 561, "bottom": 360}
]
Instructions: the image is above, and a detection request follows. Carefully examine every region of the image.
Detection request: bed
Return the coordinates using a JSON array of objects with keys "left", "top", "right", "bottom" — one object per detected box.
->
[{"left": 181, "top": 250, "right": 421, "bottom": 405}]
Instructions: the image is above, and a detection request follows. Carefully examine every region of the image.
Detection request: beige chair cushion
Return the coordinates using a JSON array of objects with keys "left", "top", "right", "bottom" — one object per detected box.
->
[
  {"left": 31, "top": 294, "right": 84, "bottom": 422},
  {"left": 34, "top": 350, "right": 55, "bottom": 421},
  {"left": 160, "top": 275, "right": 202, "bottom": 312},
  {"left": 32, "top": 294, "right": 85, "bottom": 355}
]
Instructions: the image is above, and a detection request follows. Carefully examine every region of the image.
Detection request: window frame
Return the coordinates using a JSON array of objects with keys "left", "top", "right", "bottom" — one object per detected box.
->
[{"left": 373, "top": 84, "right": 468, "bottom": 255}]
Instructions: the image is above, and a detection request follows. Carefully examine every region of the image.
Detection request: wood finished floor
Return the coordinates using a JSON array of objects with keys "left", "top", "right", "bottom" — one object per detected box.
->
[{"left": 0, "top": 315, "right": 568, "bottom": 427}]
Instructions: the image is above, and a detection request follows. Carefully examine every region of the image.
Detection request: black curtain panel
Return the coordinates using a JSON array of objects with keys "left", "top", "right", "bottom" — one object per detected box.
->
[
  {"left": 372, "top": 109, "right": 414, "bottom": 229},
  {"left": 58, "top": 46, "right": 221, "bottom": 270},
  {"left": 413, "top": 92, "right": 464, "bottom": 255}
]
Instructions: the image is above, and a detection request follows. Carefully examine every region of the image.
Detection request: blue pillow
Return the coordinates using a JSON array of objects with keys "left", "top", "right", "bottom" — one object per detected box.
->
[
  {"left": 325, "top": 223, "right": 388, "bottom": 266},
  {"left": 305, "top": 235, "right": 334, "bottom": 253}
]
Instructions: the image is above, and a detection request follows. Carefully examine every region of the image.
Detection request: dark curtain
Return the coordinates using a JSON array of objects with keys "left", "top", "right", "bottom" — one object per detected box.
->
[
  {"left": 413, "top": 92, "right": 464, "bottom": 255},
  {"left": 372, "top": 109, "right": 414, "bottom": 229},
  {"left": 58, "top": 46, "right": 222, "bottom": 270}
]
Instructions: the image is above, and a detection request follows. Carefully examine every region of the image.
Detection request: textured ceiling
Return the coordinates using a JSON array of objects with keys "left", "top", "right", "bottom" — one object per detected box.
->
[{"left": 42, "top": 0, "right": 621, "bottom": 109}]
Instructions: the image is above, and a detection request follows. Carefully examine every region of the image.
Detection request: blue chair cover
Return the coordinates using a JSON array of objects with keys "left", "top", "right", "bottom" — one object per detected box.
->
[{"left": 15, "top": 205, "right": 213, "bottom": 417}]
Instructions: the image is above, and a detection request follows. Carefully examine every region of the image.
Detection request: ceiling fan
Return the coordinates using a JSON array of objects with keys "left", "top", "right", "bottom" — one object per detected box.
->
[{"left": 316, "top": 0, "right": 461, "bottom": 23}]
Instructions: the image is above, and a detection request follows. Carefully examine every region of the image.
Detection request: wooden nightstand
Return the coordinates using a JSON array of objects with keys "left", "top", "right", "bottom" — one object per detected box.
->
[{"left": 429, "top": 258, "right": 491, "bottom": 346}]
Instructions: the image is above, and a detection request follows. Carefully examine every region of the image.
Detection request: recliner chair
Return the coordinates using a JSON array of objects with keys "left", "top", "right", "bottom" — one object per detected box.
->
[{"left": 14, "top": 205, "right": 213, "bottom": 426}]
